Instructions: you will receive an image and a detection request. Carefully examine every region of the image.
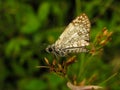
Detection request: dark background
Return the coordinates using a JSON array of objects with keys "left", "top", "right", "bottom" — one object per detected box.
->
[{"left": 0, "top": 0, "right": 120, "bottom": 90}]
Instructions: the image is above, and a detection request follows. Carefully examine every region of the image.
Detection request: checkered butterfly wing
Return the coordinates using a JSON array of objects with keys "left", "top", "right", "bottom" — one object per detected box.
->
[{"left": 54, "top": 13, "right": 91, "bottom": 53}]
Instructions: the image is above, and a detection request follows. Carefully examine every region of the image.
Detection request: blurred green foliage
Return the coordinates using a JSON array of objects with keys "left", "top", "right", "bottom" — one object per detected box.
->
[{"left": 0, "top": 0, "right": 120, "bottom": 90}]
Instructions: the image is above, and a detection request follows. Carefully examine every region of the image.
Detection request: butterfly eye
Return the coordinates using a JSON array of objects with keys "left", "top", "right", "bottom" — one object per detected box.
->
[
  {"left": 48, "top": 47, "right": 53, "bottom": 52},
  {"left": 46, "top": 45, "right": 52, "bottom": 53}
]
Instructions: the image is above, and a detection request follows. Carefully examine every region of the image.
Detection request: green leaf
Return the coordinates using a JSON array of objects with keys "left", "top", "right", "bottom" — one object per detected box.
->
[
  {"left": 5, "top": 38, "right": 30, "bottom": 57},
  {"left": 19, "top": 79, "right": 46, "bottom": 90},
  {"left": 38, "top": 2, "right": 51, "bottom": 27},
  {"left": 20, "top": 5, "right": 39, "bottom": 34}
]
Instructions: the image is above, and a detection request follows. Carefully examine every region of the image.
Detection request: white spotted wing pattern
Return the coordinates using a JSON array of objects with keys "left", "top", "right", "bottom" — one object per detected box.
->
[{"left": 46, "top": 13, "right": 91, "bottom": 57}]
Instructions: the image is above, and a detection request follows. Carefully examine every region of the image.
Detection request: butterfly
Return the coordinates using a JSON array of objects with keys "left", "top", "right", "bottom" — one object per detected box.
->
[{"left": 46, "top": 13, "right": 91, "bottom": 57}]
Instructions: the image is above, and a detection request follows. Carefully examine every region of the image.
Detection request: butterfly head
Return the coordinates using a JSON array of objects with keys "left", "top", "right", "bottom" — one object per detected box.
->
[
  {"left": 46, "top": 44, "right": 66, "bottom": 57},
  {"left": 46, "top": 45, "right": 55, "bottom": 53}
]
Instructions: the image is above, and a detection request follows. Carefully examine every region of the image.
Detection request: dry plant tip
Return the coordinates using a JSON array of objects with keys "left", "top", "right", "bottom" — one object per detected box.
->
[
  {"left": 67, "top": 82, "right": 103, "bottom": 90},
  {"left": 44, "top": 57, "right": 50, "bottom": 65}
]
